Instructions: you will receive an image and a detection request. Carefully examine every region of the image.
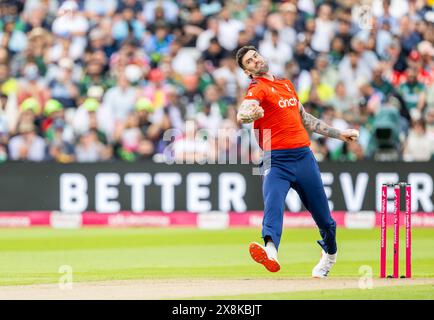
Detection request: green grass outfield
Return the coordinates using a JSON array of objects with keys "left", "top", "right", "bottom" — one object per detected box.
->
[
  {"left": 0, "top": 227, "right": 433, "bottom": 299},
  {"left": 189, "top": 284, "right": 434, "bottom": 300}
]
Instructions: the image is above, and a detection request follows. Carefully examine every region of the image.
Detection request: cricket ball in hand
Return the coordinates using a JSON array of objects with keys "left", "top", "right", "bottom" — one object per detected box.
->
[{"left": 349, "top": 129, "right": 360, "bottom": 141}]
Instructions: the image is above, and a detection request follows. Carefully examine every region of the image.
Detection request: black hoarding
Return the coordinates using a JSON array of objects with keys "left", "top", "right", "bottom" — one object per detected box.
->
[{"left": 0, "top": 161, "right": 433, "bottom": 213}]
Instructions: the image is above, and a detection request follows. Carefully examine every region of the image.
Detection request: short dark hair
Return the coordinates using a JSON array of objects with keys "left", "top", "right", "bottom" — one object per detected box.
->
[{"left": 236, "top": 45, "right": 258, "bottom": 70}]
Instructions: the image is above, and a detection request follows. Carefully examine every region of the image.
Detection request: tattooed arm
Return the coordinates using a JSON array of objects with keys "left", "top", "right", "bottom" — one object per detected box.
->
[
  {"left": 298, "top": 102, "right": 359, "bottom": 142},
  {"left": 237, "top": 99, "right": 264, "bottom": 124}
]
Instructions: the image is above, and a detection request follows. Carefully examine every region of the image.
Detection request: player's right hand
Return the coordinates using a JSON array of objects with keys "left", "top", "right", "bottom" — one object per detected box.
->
[
  {"left": 251, "top": 105, "right": 264, "bottom": 119},
  {"left": 238, "top": 105, "right": 264, "bottom": 123}
]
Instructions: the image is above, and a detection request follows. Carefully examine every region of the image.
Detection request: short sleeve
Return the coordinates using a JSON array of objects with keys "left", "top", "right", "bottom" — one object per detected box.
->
[{"left": 244, "top": 83, "right": 266, "bottom": 103}]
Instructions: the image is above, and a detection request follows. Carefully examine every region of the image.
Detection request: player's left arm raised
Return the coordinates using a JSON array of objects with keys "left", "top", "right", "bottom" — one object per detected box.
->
[{"left": 298, "top": 102, "right": 359, "bottom": 142}]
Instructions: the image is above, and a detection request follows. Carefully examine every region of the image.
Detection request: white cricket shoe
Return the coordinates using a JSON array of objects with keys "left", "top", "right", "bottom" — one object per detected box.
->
[
  {"left": 312, "top": 250, "right": 337, "bottom": 278},
  {"left": 249, "top": 242, "right": 281, "bottom": 273}
]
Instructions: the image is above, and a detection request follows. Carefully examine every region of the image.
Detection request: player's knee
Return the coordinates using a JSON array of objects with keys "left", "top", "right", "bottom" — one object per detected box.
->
[
  {"left": 318, "top": 217, "right": 336, "bottom": 231},
  {"left": 318, "top": 219, "right": 336, "bottom": 237},
  {"left": 328, "top": 218, "right": 336, "bottom": 231}
]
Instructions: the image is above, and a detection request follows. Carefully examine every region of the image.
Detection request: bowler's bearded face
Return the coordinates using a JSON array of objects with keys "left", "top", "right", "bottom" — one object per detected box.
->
[{"left": 242, "top": 50, "right": 269, "bottom": 77}]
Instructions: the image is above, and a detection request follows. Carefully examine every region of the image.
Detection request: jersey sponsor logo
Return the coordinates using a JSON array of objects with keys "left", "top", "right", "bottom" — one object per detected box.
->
[
  {"left": 284, "top": 84, "right": 292, "bottom": 92},
  {"left": 278, "top": 97, "right": 298, "bottom": 108},
  {"left": 263, "top": 168, "right": 271, "bottom": 176}
]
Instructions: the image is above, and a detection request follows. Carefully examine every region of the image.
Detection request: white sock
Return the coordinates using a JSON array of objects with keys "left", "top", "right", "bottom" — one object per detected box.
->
[
  {"left": 325, "top": 251, "right": 337, "bottom": 262},
  {"left": 265, "top": 241, "right": 278, "bottom": 260}
]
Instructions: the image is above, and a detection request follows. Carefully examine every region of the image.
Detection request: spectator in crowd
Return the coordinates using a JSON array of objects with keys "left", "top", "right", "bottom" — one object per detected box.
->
[
  {"left": 0, "top": 94, "right": 11, "bottom": 160},
  {"left": 403, "top": 119, "right": 433, "bottom": 161},
  {"left": 169, "top": 39, "right": 198, "bottom": 76},
  {"left": 237, "top": 18, "right": 262, "bottom": 50},
  {"left": 0, "top": 19, "right": 28, "bottom": 54},
  {"left": 135, "top": 96, "right": 172, "bottom": 156},
  {"left": 339, "top": 48, "right": 373, "bottom": 98},
  {"left": 10, "top": 27, "right": 50, "bottom": 78},
  {"left": 0, "top": 62, "right": 18, "bottom": 97},
  {"left": 22, "top": 1, "right": 54, "bottom": 33},
  {"left": 212, "top": 55, "right": 239, "bottom": 104},
  {"left": 78, "top": 57, "right": 114, "bottom": 97},
  {"left": 152, "top": 85, "right": 184, "bottom": 134},
  {"left": 329, "top": 81, "right": 353, "bottom": 117},
  {"left": 328, "top": 37, "right": 346, "bottom": 67},
  {"left": 405, "top": 49, "right": 432, "bottom": 85},
  {"left": 144, "top": 23, "right": 174, "bottom": 66},
  {"left": 84, "top": 0, "right": 117, "bottom": 21},
  {"left": 196, "top": 17, "right": 219, "bottom": 53},
  {"left": 350, "top": 36, "right": 379, "bottom": 73},
  {"left": 258, "top": 29, "right": 292, "bottom": 78},
  {"left": 335, "top": 17, "right": 352, "bottom": 54},
  {"left": 214, "top": 118, "right": 239, "bottom": 163},
  {"left": 418, "top": 41, "right": 434, "bottom": 78},
  {"left": 15, "top": 97, "right": 44, "bottom": 136},
  {"left": 376, "top": 20, "right": 394, "bottom": 60},
  {"left": 51, "top": 1, "right": 89, "bottom": 59},
  {"left": 113, "top": 111, "right": 153, "bottom": 161},
  {"left": 425, "top": 107, "right": 434, "bottom": 152},
  {"left": 179, "top": 5, "right": 206, "bottom": 48},
  {"left": 17, "top": 62, "right": 50, "bottom": 107},
  {"left": 398, "top": 67, "right": 426, "bottom": 120},
  {"left": 196, "top": 85, "right": 225, "bottom": 137},
  {"left": 217, "top": 6, "right": 244, "bottom": 52},
  {"left": 8, "top": 120, "right": 46, "bottom": 161},
  {"left": 399, "top": 15, "right": 422, "bottom": 55},
  {"left": 143, "top": 0, "right": 179, "bottom": 30},
  {"left": 196, "top": 59, "right": 215, "bottom": 94},
  {"left": 371, "top": 64, "right": 395, "bottom": 99},
  {"left": 117, "top": 0, "right": 143, "bottom": 21},
  {"left": 315, "top": 53, "right": 340, "bottom": 90},
  {"left": 172, "top": 119, "right": 214, "bottom": 164},
  {"left": 48, "top": 58, "right": 79, "bottom": 108},
  {"left": 0, "top": 91, "right": 18, "bottom": 134},
  {"left": 293, "top": 36, "right": 315, "bottom": 72},
  {"left": 180, "top": 74, "right": 203, "bottom": 119},
  {"left": 278, "top": 2, "right": 298, "bottom": 49},
  {"left": 47, "top": 118, "right": 75, "bottom": 163},
  {"left": 202, "top": 38, "right": 228, "bottom": 70},
  {"left": 103, "top": 68, "right": 137, "bottom": 123},
  {"left": 73, "top": 97, "right": 97, "bottom": 133},
  {"left": 140, "top": 68, "right": 168, "bottom": 110},
  {"left": 376, "top": 0, "right": 400, "bottom": 35},
  {"left": 299, "top": 68, "right": 335, "bottom": 110},
  {"left": 318, "top": 105, "right": 349, "bottom": 157},
  {"left": 75, "top": 129, "right": 111, "bottom": 162},
  {"left": 311, "top": 3, "right": 335, "bottom": 53},
  {"left": 387, "top": 38, "right": 409, "bottom": 86},
  {"left": 310, "top": 137, "right": 330, "bottom": 161},
  {"left": 111, "top": 1, "right": 145, "bottom": 45},
  {"left": 85, "top": 27, "right": 116, "bottom": 62},
  {"left": 357, "top": 78, "right": 384, "bottom": 116},
  {"left": 332, "top": 140, "right": 366, "bottom": 161}
]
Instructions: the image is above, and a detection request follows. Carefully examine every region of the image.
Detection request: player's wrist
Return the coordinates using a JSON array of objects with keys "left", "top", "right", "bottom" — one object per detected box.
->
[{"left": 237, "top": 114, "right": 252, "bottom": 124}]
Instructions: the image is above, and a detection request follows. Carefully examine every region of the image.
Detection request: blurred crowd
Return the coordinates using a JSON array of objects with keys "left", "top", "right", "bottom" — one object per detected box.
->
[{"left": 0, "top": 0, "right": 433, "bottom": 163}]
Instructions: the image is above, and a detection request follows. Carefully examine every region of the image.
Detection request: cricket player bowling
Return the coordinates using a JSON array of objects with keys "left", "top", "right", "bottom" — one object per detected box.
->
[{"left": 236, "top": 46, "right": 360, "bottom": 278}]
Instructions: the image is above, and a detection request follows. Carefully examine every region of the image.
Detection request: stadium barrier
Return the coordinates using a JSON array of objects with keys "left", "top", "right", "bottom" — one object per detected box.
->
[
  {"left": 0, "top": 211, "right": 433, "bottom": 228},
  {"left": 0, "top": 161, "right": 433, "bottom": 214}
]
